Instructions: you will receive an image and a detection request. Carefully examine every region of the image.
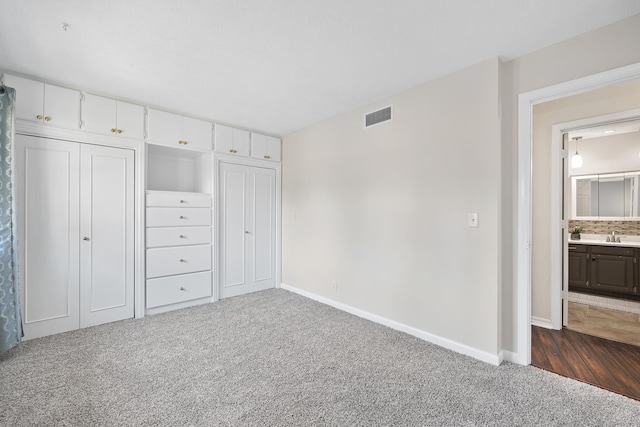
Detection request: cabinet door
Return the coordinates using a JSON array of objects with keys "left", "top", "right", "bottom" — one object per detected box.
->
[
  {"left": 82, "top": 93, "right": 117, "bottom": 136},
  {"left": 16, "top": 135, "right": 80, "bottom": 339},
  {"left": 116, "top": 100, "right": 145, "bottom": 140},
  {"left": 44, "top": 84, "right": 81, "bottom": 129},
  {"left": 251, "top": 133, "right": 281, "bottom": 161},
  {"left": 2, "top": 74, "right": 44, "bottom": 123},
  {"left": 591, "top": 253, "right": 636, "bottom": 295},
  {"left": 568, "top": 247, "right": 589, "bottom": 290},
  {"left": 147, "top": 108, "right": 183, "bottom": 148},
  {"left": 182, "top": 116, "right": 212, "bottom": 151},
  {"left": 79, "top": 144, "right": 135, "bottom": 328},
  {"left": 214, "top": 124, "right": 249, "bottom": 156}
]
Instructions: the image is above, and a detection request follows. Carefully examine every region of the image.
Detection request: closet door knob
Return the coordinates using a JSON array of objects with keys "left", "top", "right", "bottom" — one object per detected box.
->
[
  {"left": 179, "top": 259, "right": 186, "bottom": 263},
  {"left": 180, "top": 287, "right": 186, "bottom": 291},
  {"left": 44, "top": 116, "right": 51, "bottom": 122},
  {"left": 111, "top": 128, "right": 116, "bottom": 133},
  {"left": 83, "top": 237, "right": 90, "bottom": 241},
  {"left": 117, "top": 129, "right": 122, "bottom": 134},
  {"left": 36, "top": 115, "right": 43, "bottom": 120}
]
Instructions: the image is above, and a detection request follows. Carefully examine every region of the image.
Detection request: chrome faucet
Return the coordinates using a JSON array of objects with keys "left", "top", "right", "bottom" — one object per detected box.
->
[{"left": 607, "top": 231, "right": 620, "bottom": 243}]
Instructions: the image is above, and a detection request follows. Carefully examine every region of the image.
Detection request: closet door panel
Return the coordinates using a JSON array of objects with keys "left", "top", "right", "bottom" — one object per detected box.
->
[
  {"left": 251, "top": 168, "right": 276, "bottom": 290},
  {"left": 80, "top": 144, "right": 134, "bottom": 328},
  {"left": 16, "top": 135, "right": 80, "bottom": 339},
  {"left": 219, "top": 164, "right": 248, "bottom": 297}
]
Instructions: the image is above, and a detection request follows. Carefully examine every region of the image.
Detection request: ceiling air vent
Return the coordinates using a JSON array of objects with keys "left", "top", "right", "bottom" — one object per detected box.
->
[{"left": 364, "top": 105, "right": 393, "bottom": 128}]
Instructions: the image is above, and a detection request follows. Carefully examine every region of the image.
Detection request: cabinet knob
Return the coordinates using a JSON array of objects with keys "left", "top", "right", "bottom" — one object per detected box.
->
[
  {"left": 179, "top": 215, "right": 186, "bottom": 219},
  {"left": 180, "top": 199, "right": 185, "bottom": 204},
  {"left": 245, "top": 230, "right": 250, "bottom": 234},
  {"left": 36, "top": 115, "right": 43, "bottom": 120},
  {"left": 183, "top": 140, "right": 188, "bottom": 145},
  {"left": 83, "top": 237, "right": 90, "bottom": 241},
  {"left": 111, "top": 128, "right": 116, "bottom": 133},
  {"left": 178, "top": 140, "right": 183, "bottom": 144},
  {"left": 179, "top": 234, "right": 186, "bottom": 238},
  {"left": 264, "top": 155, "right": 271, "bottom": 159},
  {"left": 117, "top": 129, "right": 122, "bottom": 134},
  {"left": 44, "top": 116, "right": 51, "bottom": 122},
  {"left": 180, "top": 286, "right": 186, "bottom": 291},
  {"left": 230, "top": 149, "right": 237, "bottom": 154},
  {"left": 179, "top": 259, "right": 186, "bottom": 263}
]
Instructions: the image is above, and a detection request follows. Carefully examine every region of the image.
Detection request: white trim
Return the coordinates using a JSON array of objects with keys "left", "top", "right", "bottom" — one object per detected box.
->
[
  {"left": 531, "top": 316, "right": 554, "bottom": 329},
  {"left": 281, "top": 283, "right": 502, "bottom": 366},
  {"left": 500, "top": 350, "right": 519, "bottom": 364},
  {"left": 516, "top": 61, "right": 640, "bottom": 366}
]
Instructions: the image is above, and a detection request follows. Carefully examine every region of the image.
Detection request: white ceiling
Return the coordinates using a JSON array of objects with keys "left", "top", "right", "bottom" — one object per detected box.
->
[{"left": 1, "top": 1, "right": 639, "bottom": 136}]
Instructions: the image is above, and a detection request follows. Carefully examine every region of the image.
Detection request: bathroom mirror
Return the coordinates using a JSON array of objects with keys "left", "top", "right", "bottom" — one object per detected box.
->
[{"left": 571, "top": 172, "right": 640, "bottom": 219}]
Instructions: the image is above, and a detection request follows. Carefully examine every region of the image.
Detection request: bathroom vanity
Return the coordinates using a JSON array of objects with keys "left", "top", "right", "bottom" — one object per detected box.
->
[{"left": 568, "top": 237, "right": 640, "bottom": 300}]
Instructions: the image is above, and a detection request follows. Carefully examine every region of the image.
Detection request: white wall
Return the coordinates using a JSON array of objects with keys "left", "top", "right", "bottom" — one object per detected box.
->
[
  {"left": 530, "top": 79, "right": 640, "bottom": 323},
  {"left": 568, "top": 129, "right": 640, "bottom": 177},
  {"left": 283, "top": 59, "right": 501, "bottom": 358}
]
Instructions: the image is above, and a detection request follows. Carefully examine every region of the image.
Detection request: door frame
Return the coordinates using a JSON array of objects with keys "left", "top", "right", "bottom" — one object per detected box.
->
[
  {"left": 550, "top": 109, "right": 640, "bottom": 329},
  {"left": 212, "top": 153, "right": 282, "bottom": 301},
  {"left": 516, "top": 61, "right": 640, "bottom": 365}
]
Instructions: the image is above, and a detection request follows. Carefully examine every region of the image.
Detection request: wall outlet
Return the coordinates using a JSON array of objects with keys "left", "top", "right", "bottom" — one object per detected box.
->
[{"left": 331, "top": 280, "right": 337, "bottom": 292}]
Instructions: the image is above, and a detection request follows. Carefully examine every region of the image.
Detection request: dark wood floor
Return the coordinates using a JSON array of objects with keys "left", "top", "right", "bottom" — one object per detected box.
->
[{"left": 532, "top": 326, "right": 640, "bottom": 400}]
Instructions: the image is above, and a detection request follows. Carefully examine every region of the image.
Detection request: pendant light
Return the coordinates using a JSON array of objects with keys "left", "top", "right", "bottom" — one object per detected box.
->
[{"left": 571, "top": 136, "right": 583, "bottom": 168}]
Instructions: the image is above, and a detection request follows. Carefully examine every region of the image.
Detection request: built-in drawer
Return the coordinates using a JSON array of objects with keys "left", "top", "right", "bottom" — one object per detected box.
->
[
  {"left": 146, "top": 270, "right": 212, "bottom": 308},
  {"left": 147, "top": 191, "right": 212, "bottom": 208},
  {"left": 568, "top": 244, "right": 587, "bottom": 253},
  {"left": 147, "top": 226, "right": 211, "bottom": 248},
  {"left": 591, "top": 246, "right": 635, "bottom": 257},
  {"left": 147, "top": 207, "right": 211, "bottom": 227},
  {"left": 146, "top": 245, "right": 212, "bottom": 278}
]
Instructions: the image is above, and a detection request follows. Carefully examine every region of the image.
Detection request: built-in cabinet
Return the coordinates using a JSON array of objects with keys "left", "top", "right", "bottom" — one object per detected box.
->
[
  {"left": 81, "top": 93, "right": 145, "bottom": 139},
  {"left": 218, "top": 162, "right": 277, "bottom": 298},
  {"left": 214, "top": 124, "right": 251, "bottom": 157},
  {"left": 147, "top": 108, "right": 212, "bottom": 151},
  {"left": 3, "top": 74, "right": 80, "bottom": 130},
  {"left": 146, "top": 191, "right": 213, "bottom": 313},
  {"left": 250, "top": 132, "right": 281, "bottom": 161},
  {"left": 15, "top": 135, "right": 135, "bottom": 339},
  {"left": 569, "top": 243, "right": 639, "bottom": 300}
]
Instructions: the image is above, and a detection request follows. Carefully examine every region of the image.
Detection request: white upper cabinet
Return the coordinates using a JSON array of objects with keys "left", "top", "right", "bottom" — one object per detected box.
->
[
  {"left": 250, "top": 132, "right": 281, "bottom": 162},
  {"left": 214, "top": 124, "right": 250, "bottom": 157},
  {"left": 3, "top": 74, "right": 80, "bottom": 130},
  {"left": 147, "top": 108, "right": 212, "bottom": 151},
  {"left": 81, "top": 93, "right": 145, "bottom": 140}
]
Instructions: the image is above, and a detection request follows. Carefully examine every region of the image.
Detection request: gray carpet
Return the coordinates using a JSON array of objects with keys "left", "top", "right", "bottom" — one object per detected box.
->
[{"left": 1, "top": 289, "right": 640, "bottom": 426}]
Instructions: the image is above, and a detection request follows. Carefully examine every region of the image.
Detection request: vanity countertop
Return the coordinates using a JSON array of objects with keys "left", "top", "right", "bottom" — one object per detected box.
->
[{"left": 569, "top": 234, "right": 640, "bottom": 248}]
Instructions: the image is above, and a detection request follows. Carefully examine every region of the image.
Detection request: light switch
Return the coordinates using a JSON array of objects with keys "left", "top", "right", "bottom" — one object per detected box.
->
[{"left": 468, "top": 213, "right": 479, "bottom": 227}]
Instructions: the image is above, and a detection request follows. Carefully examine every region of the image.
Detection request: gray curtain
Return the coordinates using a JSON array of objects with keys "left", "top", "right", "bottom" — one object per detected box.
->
[{"left": 0, "top": 84, "right": 22, "bottom": 352}]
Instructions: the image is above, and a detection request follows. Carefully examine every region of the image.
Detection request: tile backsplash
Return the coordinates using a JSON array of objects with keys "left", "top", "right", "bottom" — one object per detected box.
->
[{"left": 569, "top": 220, "right": 640, "bottom": 235}]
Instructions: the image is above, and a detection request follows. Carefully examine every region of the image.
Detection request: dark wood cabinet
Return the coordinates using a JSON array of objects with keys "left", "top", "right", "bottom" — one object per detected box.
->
[{"left": 569, "top": 244, "right": 639, "bottom": 300}]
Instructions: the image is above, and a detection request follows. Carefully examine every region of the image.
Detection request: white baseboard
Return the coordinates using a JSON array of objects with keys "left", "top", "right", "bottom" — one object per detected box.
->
[
  {"left": 280, "top": 283, "right": 501, "bottom": 366},
  {"left": 500, "top": 350, "right": 519, "bottom": 364},
  {"left": 531, "top": 316, "right": 554, "bottom": 329}
]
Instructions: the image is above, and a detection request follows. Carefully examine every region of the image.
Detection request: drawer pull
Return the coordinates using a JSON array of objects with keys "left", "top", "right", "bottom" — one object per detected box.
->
[
  {"left": 179, "top": 215, "right": 186, "bottom": 219},
  {"left": 180, "top": 286, "right": 186, "bottom": 291},
  {"left": 179, "top": 234, "right": 186, "bottom": 238},
  {"left": 180, "top": 199, "right": 186, "bottom": 204},
  {"left": 180, "top": 259, "right": 186, "bottom": 262}
]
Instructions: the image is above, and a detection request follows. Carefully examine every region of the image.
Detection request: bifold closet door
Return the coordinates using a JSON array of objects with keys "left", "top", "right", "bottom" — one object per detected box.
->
[
  {"left": 16, "top": 135, "right": 134, "bottom": 339},
  {"left": 219, "top": 163, "right": 276, "bottom": 298},
  {"left": 79, "top": 144, "right": 134, "bottom": 328},
  {"left": 16, "top": 135, "right": 81, "bottom": 339}
]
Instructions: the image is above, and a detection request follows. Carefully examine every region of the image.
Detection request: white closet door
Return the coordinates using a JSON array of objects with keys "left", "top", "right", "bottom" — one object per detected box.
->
[
  {"left": 219, "top": 163, "right": 249, "bottom": 298},
  {"left": 80, "top": 144, "right": 135, "bottom": 328},
  {"left": 219, "top": 163, "right": 276, "bottom": 298},
  {"left": 251, "top": 168, "right": 276, "bottom": 291},
  {"left": 16, "top": 135, "right": 80, "bottom": 339}
]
